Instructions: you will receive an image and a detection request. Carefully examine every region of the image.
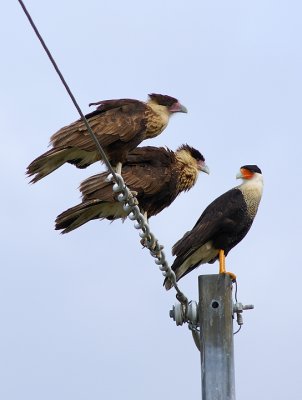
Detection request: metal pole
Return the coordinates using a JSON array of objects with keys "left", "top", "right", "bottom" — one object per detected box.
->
[{"left": 199, "top": 274, "right": 235, "bottom": 400}]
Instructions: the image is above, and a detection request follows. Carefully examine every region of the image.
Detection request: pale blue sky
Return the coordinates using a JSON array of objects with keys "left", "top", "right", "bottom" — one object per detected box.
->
[{"left": 1, "top": 1, "right": 302, "bottom": 399}]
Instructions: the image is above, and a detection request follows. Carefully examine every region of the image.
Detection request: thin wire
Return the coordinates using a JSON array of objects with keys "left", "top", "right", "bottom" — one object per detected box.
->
[
  {"left": 233, "top": 280, "right": 241, "bottom": 335},
  {"left": 109, "top": 172, "right": 188, "bottom": 304},
  {"left": 233, "top": 325, "right": 242, "bottom": 335},
  {"left": 17, "top": 0, "right": 118, "bottom": 182},
  {"left": 234, "top": 280, "right": 238, "bottom": 303},
  {"left": 18, "top": 0, "right": 189, "bottom": 308}
]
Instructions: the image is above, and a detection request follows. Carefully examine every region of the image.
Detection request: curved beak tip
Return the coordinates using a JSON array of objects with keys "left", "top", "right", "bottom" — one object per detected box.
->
[
  {"left": 201, "top": 164, "right": 210, "bottom": 174},
  {"left": 180, "top": 105, "right": 188, "bottom": 113},
  {"left": 170, "top": 102, "right": 188, "bottom": 113}
]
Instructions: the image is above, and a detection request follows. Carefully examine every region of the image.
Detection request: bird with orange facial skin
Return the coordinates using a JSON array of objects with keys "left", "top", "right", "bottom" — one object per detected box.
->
[{"left": 164, "top": 165, "right": 263, "bottom": 289}]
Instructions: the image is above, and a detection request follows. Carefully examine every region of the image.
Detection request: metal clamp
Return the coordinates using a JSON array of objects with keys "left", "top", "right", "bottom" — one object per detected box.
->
[{"left": 233, "top": 302, "right": 254, "bottom": 326}]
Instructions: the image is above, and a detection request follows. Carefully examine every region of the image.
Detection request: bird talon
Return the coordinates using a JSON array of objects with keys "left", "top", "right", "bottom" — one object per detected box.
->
[
  {"left": 130, "top": 191, "right": 139, "bottom": 203},
  {"left": 221, "top": 271, "right": 237, "bottom": 282}
]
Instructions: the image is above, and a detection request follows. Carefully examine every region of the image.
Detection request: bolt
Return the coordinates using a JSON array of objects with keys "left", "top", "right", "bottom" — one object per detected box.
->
[
  {"left": 242, "top": 304, "right": 254, "bottom": 310},
  {"left": 237, "top": 313, "right": 244, "bottom": 326}
]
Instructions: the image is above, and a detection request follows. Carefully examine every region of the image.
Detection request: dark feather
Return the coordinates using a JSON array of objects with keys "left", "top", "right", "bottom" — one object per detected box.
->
[
  {"left": 148, "top": 94, "right": 178, "bottom": 107},
  {"left": 172, "top": 189, "right": 250, "bottom": 262},
  {"left": 26, "top": 94, "right": 186, "bottom": 182},
  {"left": 55, "top": 145, "right": 205, "bottom": 233}
]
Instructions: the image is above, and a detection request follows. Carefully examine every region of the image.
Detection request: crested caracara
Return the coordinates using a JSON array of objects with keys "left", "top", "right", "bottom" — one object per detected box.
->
[
  {"left": 26, "top": 94, "right": 187, "bottom": 183},
  {"left": 55, "top": 144, "right": 209, "bottom": 234},
  {"left": 164, "top": 165, "right": 263, "bottom": 290}
]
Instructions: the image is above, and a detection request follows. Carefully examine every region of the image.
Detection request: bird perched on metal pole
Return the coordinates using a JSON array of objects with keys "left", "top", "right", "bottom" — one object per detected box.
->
[
  {"left": 164, "top": 165, "right": 263, "bottom": 290},
  {"left": 26, "top": 93, "right": 187, "bottom": 183},
  {"left": 55, "top": 144, "right": 209, "bottom": 234}
]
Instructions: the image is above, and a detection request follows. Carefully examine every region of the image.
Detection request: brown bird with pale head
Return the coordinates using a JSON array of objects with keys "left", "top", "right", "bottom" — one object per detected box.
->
[
  {"left": 26, "top": 94, "right": 187, "bottom": 183},
  {"left": 55, "top": 144, "right": 209, "bottom": 234}
]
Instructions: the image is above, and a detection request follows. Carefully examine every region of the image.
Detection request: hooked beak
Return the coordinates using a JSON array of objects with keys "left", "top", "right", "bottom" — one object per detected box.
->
[
  {"left": 236, "top": 170, "right": 243, "bottom": 179},
  {"left": 169, "top": 102, "right": 188, "bottom": 113},
  {"left": 236, "top": 168, "right": 254, "bottom": 180},
  {"left": 199, "top": 162, "right": 210, "bottom": 175}
]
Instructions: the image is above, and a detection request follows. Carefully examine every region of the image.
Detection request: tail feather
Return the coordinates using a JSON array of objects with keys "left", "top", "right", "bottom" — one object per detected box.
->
[
  {"left": 164, "top": 243, "right": 219, "bottom": 290},
  {"left": 55, "top": 199, "right": 126, "bottom": 234},
  {"left": 79, "top": 173, "right": 113, "bottom": 201},
  {"left": 26, "top": 147, "right": 98, "bottom": 183}
]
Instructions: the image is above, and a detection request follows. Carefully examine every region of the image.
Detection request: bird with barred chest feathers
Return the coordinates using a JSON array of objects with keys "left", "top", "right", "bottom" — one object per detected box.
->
[
  {"left": 55, "top": 144, "right": 209, "bottom": 234},
  {"left": 164, "top": 165, "right": 263, "bottom": 290},
  {"left": 26, "top": 93, "right": 187, "bottom": 183}
]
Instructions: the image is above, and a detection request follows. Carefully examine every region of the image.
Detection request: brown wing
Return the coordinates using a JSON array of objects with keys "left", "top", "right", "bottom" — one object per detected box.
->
[
  {"left": 122, "top": 146, "right": 176, "bottom": 196},
  {"left": 88, "top": 98, "right": 145, "bottom": 112},
  {"left": 172, "top": 189, "right": 247, "bottom": 260},
  {"left": 79, "top": 146, "right": 178, "bottom": 215},
  {"left": 50, "top": 100, "right": 148, "bottom": 153},
  {"left": 80, "top": 172, "right": 117, "bottom": 202}
]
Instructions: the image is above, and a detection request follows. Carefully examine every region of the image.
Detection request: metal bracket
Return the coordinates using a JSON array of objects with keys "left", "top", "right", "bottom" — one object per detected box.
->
[
  {"left": 169, "top": 298, "right": 255, "bottom": 352},
  {"left": 170, "top": 300, "right": 254, "bottom": 328},
  {"left": 233, "top": 302, "right": 254, "bottom": 326}
]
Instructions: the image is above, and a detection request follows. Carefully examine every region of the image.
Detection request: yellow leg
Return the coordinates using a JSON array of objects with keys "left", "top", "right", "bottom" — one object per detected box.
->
[
  {"left": 219, "top": 249, "right": 226, "bottom": 273},
  {"left": 115, "top": 162, "right": 122, "bottom": 175},
  {"left": 218, "top": 249, "right": 236, "bottom": 282}
]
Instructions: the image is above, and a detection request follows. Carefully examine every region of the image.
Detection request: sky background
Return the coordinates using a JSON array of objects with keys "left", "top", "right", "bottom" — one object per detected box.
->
[{"left": 1, "top": 1, "right": 302, "bottom": 399}]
